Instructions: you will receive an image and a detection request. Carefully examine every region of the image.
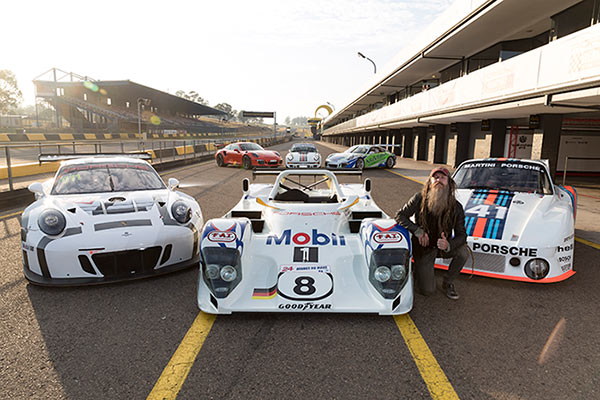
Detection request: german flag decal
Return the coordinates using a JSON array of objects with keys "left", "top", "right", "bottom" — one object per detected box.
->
[
  {"left": 464, "top": 190, "right": 513, "bottom": 240},
  {"left": 252, "top": 285, "right": 277, "bottom": 300}
]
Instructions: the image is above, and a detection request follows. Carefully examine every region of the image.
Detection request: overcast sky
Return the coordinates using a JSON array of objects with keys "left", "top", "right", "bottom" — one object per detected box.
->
[{"left": 3, "top": 0, "right": 453, "bottom": 120}]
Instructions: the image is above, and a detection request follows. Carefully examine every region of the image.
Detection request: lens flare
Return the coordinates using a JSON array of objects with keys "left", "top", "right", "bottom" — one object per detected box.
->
[{"left": 83, "top": 81, "right": 99, "bottom": 92}]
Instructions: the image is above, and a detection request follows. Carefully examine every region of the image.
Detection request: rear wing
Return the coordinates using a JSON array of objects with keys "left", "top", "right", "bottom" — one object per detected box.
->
[
  {"left": 38, "top": 152, "right": 152, "bottom": 164},
  {"left": 252, "top": 168, "right": 362, "bottom": 179}
]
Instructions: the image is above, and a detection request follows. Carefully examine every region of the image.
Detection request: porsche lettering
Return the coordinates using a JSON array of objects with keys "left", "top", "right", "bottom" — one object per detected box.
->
[
  {"left": 471, "top": 242, "right": 537, "bottom": 256},
  {"left": 266, "top": 229, "right": 346, "bottom": 246}
]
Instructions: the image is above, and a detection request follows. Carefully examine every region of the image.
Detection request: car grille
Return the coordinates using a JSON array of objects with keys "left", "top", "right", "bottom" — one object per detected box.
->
[
  {"left": 469, "top": 252, "right": 505, "bottom": 273},
  {"left": 92, "top": 246, "right": 162, "bottom": 278}
]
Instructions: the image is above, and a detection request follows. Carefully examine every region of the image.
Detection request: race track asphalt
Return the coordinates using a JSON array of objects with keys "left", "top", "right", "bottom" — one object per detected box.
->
[{"left": 1, "top": 140, "right": 599, "bottom": 400}]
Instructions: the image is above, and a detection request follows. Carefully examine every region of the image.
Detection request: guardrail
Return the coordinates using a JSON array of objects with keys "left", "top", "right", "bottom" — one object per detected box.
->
[{"left": 0, "top": 134, "right": 293, "bottom": 191}]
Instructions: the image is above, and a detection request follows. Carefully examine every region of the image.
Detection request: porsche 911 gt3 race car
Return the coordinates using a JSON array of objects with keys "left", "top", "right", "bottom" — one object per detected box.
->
[
  {"left": 21, "top": 154, "right": 203, "bottom": 286},
  {"left": 436, "top": 158, "right": 576, "bottom": 283},
  {"left": 215, "top": 142, "right": 282, "bottom": 169},
  {"left": 285, "top": 142, "right": 321, "bottom": 168},
  {"left": 325, "top": 145, "right": 396, "bottom": 170},
  {"left": 198, "top": 169, "right": 413, "bottom": 314}
]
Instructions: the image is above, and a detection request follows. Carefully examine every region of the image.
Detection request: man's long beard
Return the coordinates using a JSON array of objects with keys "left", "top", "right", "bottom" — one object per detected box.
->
[{"left": 426, "top": 183, "right": 448, "bottom": 216}]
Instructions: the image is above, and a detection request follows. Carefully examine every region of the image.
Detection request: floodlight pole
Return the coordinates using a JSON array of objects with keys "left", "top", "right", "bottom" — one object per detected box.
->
[
  {"left": 273, "top": 112, "right": 277, "bottom": 138},
  {"left": 357, "top": 51, "right": 377, "bottom": 74},
  {"left": 137, "top": 97, "right": 150, "bottom": 145}
]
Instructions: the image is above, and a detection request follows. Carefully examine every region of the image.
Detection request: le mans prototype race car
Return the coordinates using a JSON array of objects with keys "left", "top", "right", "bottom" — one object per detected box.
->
[
  {"left": 436, "top": 158, "right": 577, "bottom": 283},
  {"left": 325, "top": 145, "right": 396, "bottom": 170},
  {"left": 21, "top": 154, "right": 203, "bottom": 285},
  {"left": 285, "top": 142, "right": 321, "bottom": 168},
  {"left": 215, "top": 142, "right": 282, "bottom": 169},
  {"left": 198, "top": 169, "right": 413, "bottom": 314}
]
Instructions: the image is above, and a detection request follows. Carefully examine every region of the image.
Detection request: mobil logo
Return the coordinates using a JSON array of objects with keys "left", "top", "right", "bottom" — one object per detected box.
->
[
  {"left": 208, "top": 231, "right": 237, "bottom": 242},
  {"left": 266, "top": 229, "right": 346, "bottom": 246},
  {"left": 373, "top": 231, "right": 402, "bottom": 243}
]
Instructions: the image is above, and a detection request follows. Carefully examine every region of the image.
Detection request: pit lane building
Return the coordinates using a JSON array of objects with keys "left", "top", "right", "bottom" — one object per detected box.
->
[{"left": 322, "top": 0, "right": 600, "bottom": 177}]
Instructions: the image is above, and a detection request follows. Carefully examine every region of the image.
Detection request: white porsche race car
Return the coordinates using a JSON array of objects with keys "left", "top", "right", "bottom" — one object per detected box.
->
[
  {"left": 436, "top": 158, "right": 577, "bottom": 283},
  {"left": 197, "top": 169, "right": 413, "bottom": 314},
  {"left": 285, "top": 143, "right": 321, "bottom": 168},
  {"left": 21, "top": 154, "right": 203, "bottom": 286}
]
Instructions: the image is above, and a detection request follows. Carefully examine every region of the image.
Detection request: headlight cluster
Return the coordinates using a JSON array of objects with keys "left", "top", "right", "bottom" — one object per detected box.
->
[
  {"left": 202, "top": 247, "right": 242, "bottom": 298},
  {"left": 369, "top": 248, "right": 410, "bottom": 299},
  {"left": 287, "top": 154, "right": 293, "bottom": 161},
  {"left": 525, "top": 258, "right": 549, "bottom": 280},
  {"left": 313, "top": 154, "right": 320, "bottom": 162},
  {"left": 171, "top": 201, "right": 191, "bottom": 224},
  {"left": 38, "top": 209, "right": 66, "bottom": 236}
]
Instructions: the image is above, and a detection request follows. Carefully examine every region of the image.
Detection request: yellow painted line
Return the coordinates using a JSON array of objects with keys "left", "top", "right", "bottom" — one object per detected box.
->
[
  {"left": 147, "top": 312, "right": 216, "bottom": 400},
  {"left": 0, "top": 133, "right": 10, "bottom": 141},
  {"left": 104, "top": 134, "right": 112, "bottom": 139},
  {"left": 84, "top": 134, "right": 96, "bottom": 140},
  {"left": 576, "top": 237, "right": 600, "bottom": 250},
  {"left": 394, "top": 315, "right": 460, "bottom": 400},
  {"left": 0, "top": 161, "right": 61, "bottom": 179},
  {"left": 388, "top": 169, "right": 426, "bottom": 185},
  {"left": 26, "top": 133, "right": 46, "bottom": 141},
  {"left": 59, "top": 133, "right": 74, "bottom": 140},
  {"left": 0, "top": 210, "right": 23, "bottom": 220}
]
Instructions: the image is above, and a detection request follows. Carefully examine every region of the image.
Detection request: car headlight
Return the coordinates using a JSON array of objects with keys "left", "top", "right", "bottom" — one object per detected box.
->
[
  {"left": 250, "top": 152, "right": 259, "bottom": 158},
  {"left": 220, "top": 265, "right": 237, "bottom": 282},
  {"left": 525, "top": 258, "right": 549, "bottom": 280},
  {"left": 369, "top": 248, "right": 410, "bottom": 299},
  {"left": 202, "top": 247, "right": 242, "bottom": 298},
  {"left": 287, "top": 154, "right": 293, "bottom": 161},
  {"left": 374, "top": 266, "right": 391, "bottom": 282},
  {"left": 171, "top": 201, "right": 191, "bottom": 224},
  {"left": 38, "top": 209, "right": 66, "bottom": 236},
  {"left": 274, "top": 152, "right": 280, "bottom": 157},
  {"left": 313, "top": 154, "right": 320, "bottom": 161}
]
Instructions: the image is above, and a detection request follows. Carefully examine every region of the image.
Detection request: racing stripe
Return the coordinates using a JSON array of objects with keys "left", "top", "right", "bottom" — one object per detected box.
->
[
  {"left": 465, "top": 190, "right": 514, "bottom": 240},
  {"left": 472, "top": 218, "right": 487, "bottom": 237}
]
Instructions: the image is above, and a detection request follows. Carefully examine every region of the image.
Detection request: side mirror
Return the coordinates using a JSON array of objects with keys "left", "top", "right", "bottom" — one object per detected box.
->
[
  {"left": 28, "top": 182, "right": 44, "bottom": 197},
  {"left": 168, "top": 178, "right": 179, "bottom": 190},
  {"left": 242, "top": 178, "right": 249, "bottom": 193},
  {"left": 364, "top": 178, "right": 371, "bottom": 193}
]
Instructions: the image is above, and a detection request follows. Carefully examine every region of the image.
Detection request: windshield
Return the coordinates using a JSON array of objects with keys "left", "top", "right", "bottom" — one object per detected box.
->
[
  {"left": 453, "top": 161, "right": 553, "bottom": 195},
  {"left": 345, "top": 146, "right": 368, "bottom": 154},
  {"left": 52, "top": 162, "right": 166, "bottom": 194},
  {"left": 291, "top": 144, "right": 317, "bottom": 153},
  {"left": 239, "top": 143, "right": 263, "bottom": 151}
]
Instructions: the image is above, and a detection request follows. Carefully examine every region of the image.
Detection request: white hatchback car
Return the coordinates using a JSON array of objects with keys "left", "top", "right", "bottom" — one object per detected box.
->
[{"left": 285, "top": 143, "right": 321, "bottom": 168}]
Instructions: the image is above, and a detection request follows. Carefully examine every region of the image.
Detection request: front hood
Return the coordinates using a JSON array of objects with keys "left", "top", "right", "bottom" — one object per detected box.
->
[
  {"left": 327, "top": 152, "right": 357, "bottom": 162},
  {"left": 250, "top": 150, "right": 279, "bottom": 158},
  {"left": 50, "top": 190, "right": 172, "bottom": 216},
  {"left": 457, "top": 189, "right": 550, "bottom": 243},
  {"left": 289, "top": 152, "right": 319, "bottom": 161}
]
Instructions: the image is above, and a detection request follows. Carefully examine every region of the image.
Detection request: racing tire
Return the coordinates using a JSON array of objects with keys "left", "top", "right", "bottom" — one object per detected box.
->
[
  {"left": 385, "top": 156, "right": 395, "bottom": 169},
  {"left": 355, "top": 158, "right": 365, "bottom": 170},
  {"left": 242, "top": 156, "right": 253, "bottom": 170},
  {"left": 216, "top": 154, "right": 225, "bottom": 167}
]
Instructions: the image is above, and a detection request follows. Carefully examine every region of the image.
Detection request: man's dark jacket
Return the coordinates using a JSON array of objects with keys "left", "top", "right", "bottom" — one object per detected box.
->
[{"left": 394, "top": 192, "right": 467, "bottom": 256}]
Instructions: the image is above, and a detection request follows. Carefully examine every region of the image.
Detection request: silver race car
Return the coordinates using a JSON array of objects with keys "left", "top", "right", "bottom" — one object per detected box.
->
[
  {"left": 285, "top": 143, "right": 321, "bottom": 168},
  {"left": 21, "top": 154, "right": 203, "bottom": 286},
  {"left": 198, "top": 169, "right": 413, "bottom": 314}
]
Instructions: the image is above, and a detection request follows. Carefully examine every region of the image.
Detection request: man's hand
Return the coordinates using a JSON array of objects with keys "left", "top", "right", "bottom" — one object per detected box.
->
[
  {"left": 418, "top": 232, "right": 429, "bottom": 247},
  {"left": 437, "top": 232, "right": 449, "bottom": 251}
]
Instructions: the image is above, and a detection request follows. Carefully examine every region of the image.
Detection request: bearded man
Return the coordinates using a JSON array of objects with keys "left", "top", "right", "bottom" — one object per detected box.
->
[{"left": 395, "top": 167, "right": 468, "bottom": 300}]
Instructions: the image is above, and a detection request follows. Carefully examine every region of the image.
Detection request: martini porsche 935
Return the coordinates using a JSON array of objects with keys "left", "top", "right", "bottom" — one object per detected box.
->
[
  {"left": 198, "top": 169, "right": 413, "bottom": 314},
  {"left": 21, "top": 154, "right": 203, "bottom": 286},
  {"left": 436, "top": 158, "right": 576, "bottom": 283}
]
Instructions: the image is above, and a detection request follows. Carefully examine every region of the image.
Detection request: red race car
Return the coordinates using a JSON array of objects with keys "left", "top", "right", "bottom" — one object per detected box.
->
[{"left": 215, "top": 142, "right": 282, "bottom": 169}]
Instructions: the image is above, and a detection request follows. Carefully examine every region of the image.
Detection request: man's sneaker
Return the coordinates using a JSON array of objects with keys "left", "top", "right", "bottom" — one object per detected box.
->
[{"left": 443, "top": 282, "right": 459, "bottom": 300}]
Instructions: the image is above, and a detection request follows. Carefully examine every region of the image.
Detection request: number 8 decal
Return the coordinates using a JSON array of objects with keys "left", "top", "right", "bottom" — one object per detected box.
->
[{"left": 277, "top": 273, "right": 333, "bottom": 301}]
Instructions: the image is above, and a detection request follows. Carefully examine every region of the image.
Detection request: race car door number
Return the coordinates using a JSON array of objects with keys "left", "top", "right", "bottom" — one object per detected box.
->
[{"left": 277, "top": 267, "right": 333, "bottom": 301}]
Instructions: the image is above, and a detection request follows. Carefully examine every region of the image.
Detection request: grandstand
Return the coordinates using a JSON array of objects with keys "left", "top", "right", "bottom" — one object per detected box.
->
[{"left": 32, "top": 68, "right": 255, "bottom": 137}]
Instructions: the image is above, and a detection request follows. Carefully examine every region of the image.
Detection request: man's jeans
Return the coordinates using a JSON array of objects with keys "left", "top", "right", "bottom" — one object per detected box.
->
[{"left": 413, "top": 244, "right": 469, "bottom": 296}]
